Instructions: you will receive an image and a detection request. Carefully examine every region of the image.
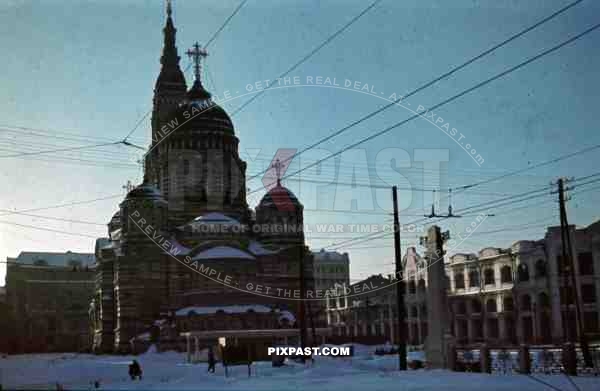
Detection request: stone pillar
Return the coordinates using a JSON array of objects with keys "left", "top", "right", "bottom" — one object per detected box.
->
[
  {"left": 499, "top": 315, "right": 507, "bottom": 343},
  {"left": 519, "top": 345, "right": 531, "bottom": 374},
  {"left": 447, "top": 343, "right": 457, "bottom": 371},
  {"left": 480, "top": 344, "right": 491, "bottom": 374},
  {"left": 422, "top": 226, "right": 451, "bottom": 368},
  {"left": 186, "top": 335, "right": 191, "bottom": 363},
  {"left": 467, "top": 319, "right": 474, "bottom": 344},
  {"left": 388, "top": 302, "right": 395, "bottom": 344},
  {"left": 562, "top": 343, "right": 577, "bottom": 376}
]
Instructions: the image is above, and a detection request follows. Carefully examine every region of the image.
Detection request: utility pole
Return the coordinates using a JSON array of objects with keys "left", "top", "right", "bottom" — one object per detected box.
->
[
  {"left": 392, "top": 186, "right": 407, "bottom": 370},
  {"left": 557, "top": 178, "right": 593, "bottom": 367},
  {"left": 299, "top": 245, "right": 307, "bottom": 361}
]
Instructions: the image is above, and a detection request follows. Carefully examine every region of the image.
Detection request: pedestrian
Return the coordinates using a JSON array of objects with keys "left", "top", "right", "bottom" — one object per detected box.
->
[
  {"left": 129, "top": 359, "right": 143, "bottom": 380},
  {"left": 207, "top": 347, "right": 216, "bottom": 373}
]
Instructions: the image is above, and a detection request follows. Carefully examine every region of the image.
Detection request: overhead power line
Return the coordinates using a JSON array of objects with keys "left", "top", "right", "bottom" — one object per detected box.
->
[
  {"left": 0, "top": 141, "right": 121, "bottom": 159},
  {"left": 231, "top": 0, "right": 382, "bottom": 117},
  {"left": 246, "top": 0, "right": 584, "bottom": 182},
  {"left": 255, "top": 22, "right": 600, "bottom": 195},
  {"left": 0, "top": 220, "right": 100, "bottom": 239},
  {"left": 0, "top": 194, "right": 122, "bottom": 219},
  {"left": 205, "top": 0, "right": 248, "bottom": 49}
]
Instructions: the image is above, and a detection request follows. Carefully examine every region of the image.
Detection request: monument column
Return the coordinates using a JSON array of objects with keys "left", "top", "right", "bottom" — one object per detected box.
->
[{"left": 420, "top": 225, "right": 452, "bottom": 368}]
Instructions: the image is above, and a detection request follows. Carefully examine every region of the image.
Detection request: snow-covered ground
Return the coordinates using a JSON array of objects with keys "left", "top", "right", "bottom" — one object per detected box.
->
[{"left": 1, "top": 345, "right": 599, "bottom": 390}]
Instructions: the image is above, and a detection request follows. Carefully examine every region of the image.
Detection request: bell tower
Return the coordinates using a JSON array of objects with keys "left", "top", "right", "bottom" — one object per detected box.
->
[{"left": 146, "top": 0, "right": 188, "bottom": 190}]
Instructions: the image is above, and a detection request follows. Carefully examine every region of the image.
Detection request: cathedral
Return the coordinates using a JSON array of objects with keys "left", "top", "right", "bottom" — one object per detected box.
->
[{"left": 90, "top": 2, "right": 313, "bottom": 353}]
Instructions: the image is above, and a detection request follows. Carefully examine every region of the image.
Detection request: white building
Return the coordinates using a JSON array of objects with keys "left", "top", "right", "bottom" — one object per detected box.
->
[{"left": 312, "top": 249, "right": 350, "bottom": 293}]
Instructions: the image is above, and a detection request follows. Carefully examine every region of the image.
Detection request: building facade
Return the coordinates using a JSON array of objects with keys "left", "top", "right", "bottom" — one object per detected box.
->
[
  {"left": 447, "top": 221, "right": 600, "bottom": 346},
  {"left": 325, "top": 220, "right": 600, "bottom": 348},
  {"left": 312, "top": 249, "right": 350, "bottom": 293},
  {"left": 5, "top": 251, "right": 95, "bottom": 352},
  {"left": 90, "top": 3, "right": 313, "bottom": 353}
]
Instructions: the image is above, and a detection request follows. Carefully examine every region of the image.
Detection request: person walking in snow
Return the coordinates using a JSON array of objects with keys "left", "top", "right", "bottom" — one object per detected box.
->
[
  {"left": 207, "top": 347, "right": 216, "bottom": 373},
  {"left": 129, "top": 359, "right": 143, "bottom": 380}
]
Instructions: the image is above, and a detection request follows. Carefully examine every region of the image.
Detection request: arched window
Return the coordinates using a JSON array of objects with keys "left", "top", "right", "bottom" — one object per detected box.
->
[
  {"left": 503, "top": 297, "right": 514, "bottom": 312},
  {"left": 518, "top": 263, "right": 529, "bottom": 282},
  {"left": 471, "top": 299, "right": 482, "bottom": 314},
  {"left": 535, "top": 260, "right": 547, "bottom": 279},
  {"left": 500, "top": 266, "right": 512, "bottom": 283},
  {"left": 454, "top": 273, "right": 465, "bottom": 290},
  {"left": 408, "top": 280, "right": 416, "bottom": 294},
  {"left": 418, "top": 278, "right": 426, "bottom": 291},
  {"left": 486, "top": 298, "right": 497, "bottom": 313},
  {"left": 469, "top": 270, "right": 480, "bottom": 288},
  {"left": 538, "top": 292, "right": 550, "bottom": 309},
  {"left": 484, "top": 268, "right": 495, "bottom": 285},
  {"left": 520, "top": 294, "right": 532, "bottom": 311},
  {"left": 456, "top": 301, "right": 467, "bottom": 315}
]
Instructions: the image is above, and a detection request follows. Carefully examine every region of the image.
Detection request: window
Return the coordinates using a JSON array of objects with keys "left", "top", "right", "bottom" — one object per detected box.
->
[
  {"left": 503, "top": 297, "right": 514, "bottom": 312},
  {"left": 183, "top": 159, "right": 190, "bottom": 175},
  {"left": 454, "top": 273, "right": 465, "bottom": 290},
  {"left": 578, "top": 252, "right": 594, "bottom": 276},
  {"left": 471, "top": 299, "right": 482, "bottom": 313},
  {"left": 521, "top": 294, "right": 532, "bottom": 311},
  {"left": 518, "top": 263, "right": 529, "bottom": 282},
  {"left": 583, "top": 312, "right": 599, "bottom": 333},
  {"left": 456, "top": 301, "right": 467, "bottom": 315},
  {"left": 468, "top": 270, "right": 480, "bottom": 288},
  {"left": 538, "top": 292, "right": 550, "bottom": 309},
  {"left": 500, "top": 266, "right": 512, "bottom": 283},
  {"left": 535, "top": 259, "right": 547, "bottom": 279},
  {"left": 581, "top": 284, "right": 596, "bottom": 304},
  {"left": 560, "top": 286, "right": 574, "bottom": 305},
  {"left": 484, "top": 268, "right": 495, "bottom": 285},
  {"left": 418, "top": 278, "right": 426, "bottom": 291},
  {"left": 34, "top": 259, "right": 48, "bottom": 266},
  {"left": 486, "top": 299, "right": 497, "bottom": 313}
]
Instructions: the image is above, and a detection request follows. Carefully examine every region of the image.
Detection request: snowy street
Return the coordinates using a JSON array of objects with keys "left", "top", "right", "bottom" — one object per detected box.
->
[{"left": 1, "top": 346, "right": 599, "bottom": 390}]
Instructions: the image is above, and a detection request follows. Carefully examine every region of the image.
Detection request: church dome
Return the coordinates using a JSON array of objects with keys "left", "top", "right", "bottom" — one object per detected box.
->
[
  {"left": 258, "top": 183, "right": 302, "bottom": 211},
  {"left": 125, "top": 182, "right": 165, "bottom": 202},
  {"left": 170, "top": 80, "right": 235, "bottom": 135}
]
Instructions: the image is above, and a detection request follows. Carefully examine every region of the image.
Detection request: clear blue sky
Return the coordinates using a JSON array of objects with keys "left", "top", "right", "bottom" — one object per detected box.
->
[{"left": 1, "top": 0, "right": 599, "bottom": 284}]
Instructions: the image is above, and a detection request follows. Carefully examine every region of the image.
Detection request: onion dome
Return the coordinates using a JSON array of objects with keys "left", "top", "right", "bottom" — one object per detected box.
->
[
  {"left": 125, "top": 182, "right": 165, "bottom": 202},
  {"left": 170, "top": 84, "right": 235, "bottom": 135},
  {"left": 258, "top": 182, "right": 302, "bottom": 212}
]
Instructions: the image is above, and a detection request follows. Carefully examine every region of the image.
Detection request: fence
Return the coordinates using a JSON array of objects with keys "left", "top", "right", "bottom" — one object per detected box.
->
[{"left": 453, "top": 344, "right": 600, "bottom": 376}]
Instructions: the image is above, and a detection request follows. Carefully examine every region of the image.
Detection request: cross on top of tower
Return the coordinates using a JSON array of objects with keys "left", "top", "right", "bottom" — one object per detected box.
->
[
  {"left": 122, "top": 180, "right": 135, "bottom": 193},
  {"left": 271, "top": 158, "right": 283, "bottom": 186},
  {"left": 166, "top": 0, "right": 172, "bottom": 17},
  {"left": 186, "top": 42, "right": 208, "bottom": 83}
]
